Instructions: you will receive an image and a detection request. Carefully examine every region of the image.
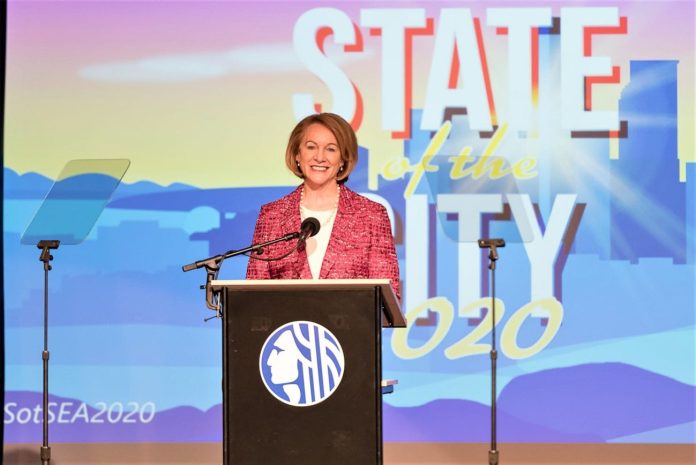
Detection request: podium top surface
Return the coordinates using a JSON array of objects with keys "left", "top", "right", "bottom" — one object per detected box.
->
[{"left": 211, "top": 278, "right": 405, "bottom": 327}]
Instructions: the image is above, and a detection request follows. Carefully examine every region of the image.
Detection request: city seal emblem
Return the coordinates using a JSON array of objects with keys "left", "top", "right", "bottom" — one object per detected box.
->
[{"left": 259, "top": 321, "right": 345, "bottom": 406}]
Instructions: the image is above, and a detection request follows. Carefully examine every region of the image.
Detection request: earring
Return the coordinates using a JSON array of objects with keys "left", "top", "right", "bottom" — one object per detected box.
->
[{"left": 339, "top": 165, "right": 344, "bottom": 172}]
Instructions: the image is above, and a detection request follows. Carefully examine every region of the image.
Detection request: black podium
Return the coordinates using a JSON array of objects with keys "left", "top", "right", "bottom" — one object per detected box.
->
[{"left": 211, "top": 279, "right": 405, "bottom": 465}]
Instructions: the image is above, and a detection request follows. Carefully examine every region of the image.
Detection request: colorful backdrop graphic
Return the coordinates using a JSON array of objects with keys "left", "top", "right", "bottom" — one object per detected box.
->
[{"left": 3, "top": 0, "right": 695, "bottom": 446}]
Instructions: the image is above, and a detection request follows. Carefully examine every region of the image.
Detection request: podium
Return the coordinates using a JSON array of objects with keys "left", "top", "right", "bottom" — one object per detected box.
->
[{"left": 211, "top": 279, "right": 405, "bottom": 465}]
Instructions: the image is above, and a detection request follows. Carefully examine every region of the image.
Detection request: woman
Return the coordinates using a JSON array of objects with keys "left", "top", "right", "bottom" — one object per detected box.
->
[{"left": 246, "top": 113, "right": 401, "bottom": 301}]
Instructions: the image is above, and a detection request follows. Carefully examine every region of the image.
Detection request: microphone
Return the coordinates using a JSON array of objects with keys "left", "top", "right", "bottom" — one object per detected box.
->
[{"left": 299, "top": 217, "right": 320, "bottom": 241}]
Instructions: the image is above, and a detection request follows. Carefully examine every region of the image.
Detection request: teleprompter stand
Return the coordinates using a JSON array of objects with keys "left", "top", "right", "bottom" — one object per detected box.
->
[
  {"left": 421, "top": 150, "right": 531, "bottom": 465},
  {"left": 37, "top": 240, "right": 59, "bottom": 465},
  {"left": 20, "top": 159, "right": 130, "bottom": 465},
  {"left": 479, "top": 238, "right": 506, "bottom": 465}
]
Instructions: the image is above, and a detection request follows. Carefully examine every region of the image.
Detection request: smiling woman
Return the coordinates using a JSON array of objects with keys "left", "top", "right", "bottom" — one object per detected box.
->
[{"left": 246, "top": 113, "right": 401, "bottom": 300}]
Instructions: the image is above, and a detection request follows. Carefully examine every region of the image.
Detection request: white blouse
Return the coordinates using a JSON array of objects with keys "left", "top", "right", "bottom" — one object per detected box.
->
[{"left": 300, "top": 206, "right": 337, "bottom": 279}]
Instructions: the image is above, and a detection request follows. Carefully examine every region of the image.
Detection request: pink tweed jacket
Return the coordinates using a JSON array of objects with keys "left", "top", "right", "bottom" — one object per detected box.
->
[{"left": 246, "top": 185, "right": 401, "bottom": 301}]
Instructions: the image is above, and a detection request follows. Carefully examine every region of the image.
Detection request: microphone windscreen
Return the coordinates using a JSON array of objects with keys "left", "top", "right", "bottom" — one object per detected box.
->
[{"left": 301, "top": 217, "right": 321, "bottom": 238}]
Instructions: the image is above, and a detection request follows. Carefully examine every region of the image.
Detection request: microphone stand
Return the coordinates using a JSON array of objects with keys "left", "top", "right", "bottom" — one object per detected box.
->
[
  {"left": 478, "top": 238, "right": 505, "bottom": 465},
  {"left": 37, "top": 239, "right": 60, "bottom": 465},
  {"left": 182, "top": 231, "right": 308, "bottom": 465},
  {"left": 182, "top": 232, "right": 301, "bottom": 313}
]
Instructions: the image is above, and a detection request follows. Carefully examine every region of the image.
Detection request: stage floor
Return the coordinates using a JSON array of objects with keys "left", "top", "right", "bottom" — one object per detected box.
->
[{"left": 4, "top": 443, "right": 695, "bottom": 464}]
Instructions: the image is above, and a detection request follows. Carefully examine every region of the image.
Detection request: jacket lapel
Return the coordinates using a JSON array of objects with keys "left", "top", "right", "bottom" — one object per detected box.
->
[
  {"left": 319, "top": 186, "right": 357, "bottom": 279},
  {"left": 276, "top": 186, "right": 312, "bottom": 279}
]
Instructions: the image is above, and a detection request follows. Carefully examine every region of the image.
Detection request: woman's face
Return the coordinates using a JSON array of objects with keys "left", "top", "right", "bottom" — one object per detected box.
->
[{"left": 295, "top": 123, "right": 343, "bottom": 189}]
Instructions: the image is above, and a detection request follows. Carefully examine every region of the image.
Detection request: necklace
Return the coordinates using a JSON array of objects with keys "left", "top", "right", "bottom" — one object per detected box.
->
[{"left": 300, "top": 184, "right": 340, "bottom": 227}]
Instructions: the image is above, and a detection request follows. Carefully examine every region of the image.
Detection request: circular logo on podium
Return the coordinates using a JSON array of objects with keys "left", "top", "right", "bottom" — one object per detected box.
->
[{"left": 259, "top": 321, "right": 345, "bottom": 407}]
